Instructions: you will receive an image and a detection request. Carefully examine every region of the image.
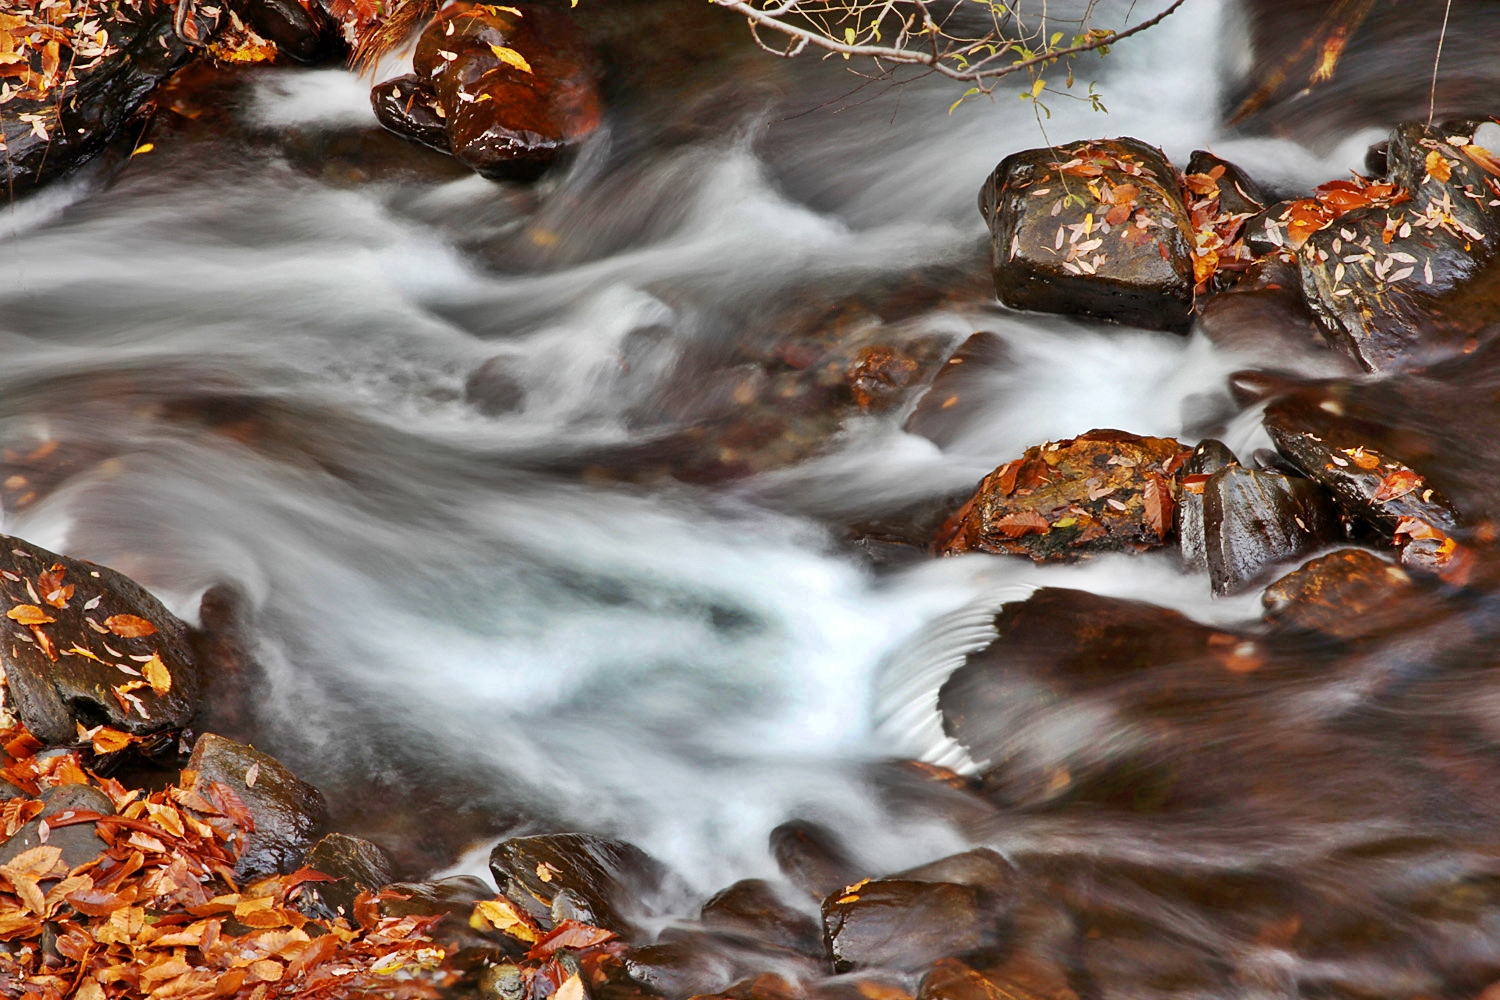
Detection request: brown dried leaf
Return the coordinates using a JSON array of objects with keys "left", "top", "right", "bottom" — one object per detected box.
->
[
  {"left": 1143, "top": 474, "right": 1173, "bottom": 541},
  {"left": 1426, "top": 149, "right": 1453, "bottom": 183},
  {"left": 992, "top": 512, "right": 1051, "bottom": 538}
]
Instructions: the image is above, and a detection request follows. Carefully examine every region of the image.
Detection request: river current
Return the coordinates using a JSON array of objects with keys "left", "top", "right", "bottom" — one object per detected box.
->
[{"left": 6, "top": 0, "right": 1500, "bottom": 994}]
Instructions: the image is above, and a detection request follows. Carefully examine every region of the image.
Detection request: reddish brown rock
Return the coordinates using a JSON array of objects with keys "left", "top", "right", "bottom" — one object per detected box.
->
[
  {"left": 821, "top": 879, "right": 1000, "bottom": 973},
  {"left": 374, "top": 2, "right": 601, "bottom": 179},
  {"left": 1262, "top": 548, "right": 1418, "bottom": 639},
  {"left": 934, "top": 430, "right": 1190, "bottom": 561}
]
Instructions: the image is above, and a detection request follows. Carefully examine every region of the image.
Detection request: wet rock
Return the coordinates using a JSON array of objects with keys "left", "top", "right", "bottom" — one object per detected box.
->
[
  {"left": 918, "top": 957, "right": 1076, "bottom": 1000},
  {"left": 1299, "top": 120, "right": 1500, "bottom": 371},
  {"left": 822, "top": 878, "right": 999, "bottom": 973},
  {"left": 294, "top": 832, "right": 396, "bottom": 922},
  {"left": 894, "top": 849, "right": 1016, "bottom": 901},
  {"left": 1201, "top": 464, "right": 1340, "bottom": 595},
  {"left": 185, "top": 733, "right": 328, "bottom": 879},
  {"left": 466, "top": 357, "right": 529, "bottom": 416},
  {"left": 370, "top": 75, "right": 452, "bottom": 155},
  {"left": 905, "top": 332, "right": 1014, "bottom": 449},
  {"left": 1177, "top": 439, "right": 1238, "bottom": 572},
  {"left": 624, "top": 933, "right": 746, "bottom": 997},
  {"left": 1185, "top": 151, "right": 1267, "bottom": 219},
  {"left": 0, "top": 784, "right": 112, "bottom": 870},
  {"left": 380, "top": 876, "right": 520, "bottom": 968},
  {"left": 701, "top": 879, "right": 823, "bottom": 957},
  {"left": 1262, "top": 548, "right": 1417, "bottom": 640},
  {"left": 1263, "top": 390, "right": 1461, "bottom": 541},
  {"left": 226, "top": 0, "right": 333, "bottom": 62},
  {"left": 375, "top": 2, "right": 601, "bottom": 179},
  {"left": 847, "top": 346, "right": 921, "bottom": 413},
  {"left": 1195, "top": 258, "right": 1357, "bottom": 374},
  {"left": 933, "top": 430, "right": 1189, "bottom": 562},
  {"left": 937, "top": 589, "right": 1264, "bottom": 809},
  {"left": 770, "top": 820, "right": 866, "bottom": 901},
  {"left": 490, "top": 833, "right": 680, "bottom": 939},
  {"left": 0, "top": 535, "right": 199, "bottom": 746},
  {"left": 0, "top": 0, "right": 220, "bottom": 195},
  {"left": 978, "top": 138, "right": 1196, "bottom": 331}
]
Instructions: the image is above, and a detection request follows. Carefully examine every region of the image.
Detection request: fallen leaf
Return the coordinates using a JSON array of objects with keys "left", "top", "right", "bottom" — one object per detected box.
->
[
  {"left": 141, "top": 652, "right": 171, "bottom": 696},
  {"left": 992, "top": 512, "right": 1051, "bottom": 538},
  {"left": 1426, "top": 149, "right": 1453, "bottom": 183},
  {"left": 488, "top": 43, "right": 532, "bottom": 73},
  {"left": 472, "top": 897, "right": 540, "bottom": 942},
  {"left": 6, "top": 605, "right": 53, "bottom": 625},
  {"left": 1373, "top": 468, "right": 1421, "bottom": 503},
  {"left": 1143, "top": 474, "right": 1173, "bottom": 541},
  {"left": 104, "top": 614, "right": 156, "bottom": 638}
]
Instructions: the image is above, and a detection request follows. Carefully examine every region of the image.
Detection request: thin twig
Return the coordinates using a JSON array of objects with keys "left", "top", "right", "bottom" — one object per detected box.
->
[{"left": 1428, "top": 0, "right": 1452, "bottom": 128}]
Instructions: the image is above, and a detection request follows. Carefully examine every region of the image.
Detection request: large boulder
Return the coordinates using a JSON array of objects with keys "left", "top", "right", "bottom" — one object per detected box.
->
[
  {"left": 978, "top": 138, "right": 1196, "bottom": 331},
  {"left": 934, "top": 430, "right": 1189, "bottom": 561},
  {"left": 1262, "top": 548, "right": 1419, "bottom": 640},
  {"left": 1298, "top": 120, "right": 1500, "bottom": 370},
  {"left": 0, "top": 535, "right": 199, "bottom": 745},
  {"left": 0, "top": 0, "right": 219, "bottom": 196},
  {"left": 371, "top": 2, "right": 601, "bottom": 180}
]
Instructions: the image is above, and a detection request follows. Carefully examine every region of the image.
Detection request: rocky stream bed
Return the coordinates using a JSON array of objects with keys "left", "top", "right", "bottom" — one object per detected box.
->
[{"left": 10, "top": 0, "right": 1500, "bottom": 998}]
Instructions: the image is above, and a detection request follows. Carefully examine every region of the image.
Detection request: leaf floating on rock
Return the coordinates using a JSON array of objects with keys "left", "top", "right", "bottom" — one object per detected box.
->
[
  {"left": 471, "top": 897, "right": 540, "bottom": 942},
  {"left": 141, "top": 652, "right": 171, "bottom": 696},
  {"left": 489, "top": 43, "right": 533, "bottom": 73},
  {"left": 1373, "top": 468, "right": 1421, "bottom": 503},
  {"left": 6, "top": 605, "right": 53, "bottom": 625},
  {"left": 1425, "top": 149, "right": 1453, "bottom": 183},
  {"left": 104, "top": 614, "right": 156, "bottom": 638},
  {"left": 994, "top": 512, "right": 1052, "bottom": 537},
  {"left": 1143, "top": 474, "right": 1173, "bottom": 541}
]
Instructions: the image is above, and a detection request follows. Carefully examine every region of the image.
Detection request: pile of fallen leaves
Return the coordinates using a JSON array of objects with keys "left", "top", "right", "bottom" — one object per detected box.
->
[
  {"left": 0, "top": 0, "right": 120, "bottom": 139},
  {"left": 1254, "top": 174, "right": 1408, "bottom": 253},
  {"left": 1181, "top": 163, "right": 1258, "bottom": 293},
  {"left": 0, "top": 722, "right": 627, "bottom": 1000}
]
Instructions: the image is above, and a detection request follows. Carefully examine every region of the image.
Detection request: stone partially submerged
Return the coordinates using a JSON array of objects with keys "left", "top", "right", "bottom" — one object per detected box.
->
[
  {"left": 934, "top": 430, "right": 1189, "bottom": 561},
  {"left": 979, "top": 138, "right": 1196, "bottom": 331},
  {"left": 371, "top": 2, "right": 601, "bottom": 180}
]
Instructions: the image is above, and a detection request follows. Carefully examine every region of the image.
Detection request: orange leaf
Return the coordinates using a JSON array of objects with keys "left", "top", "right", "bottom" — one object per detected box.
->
[
  {"left": 104, "top": 614, "right": 156, "bottom": 638},
  {"left": 1426, "top": 149, "right": 1452, "bottom": 183},
  {"left": 1143, "top": 474, "right": 1173, "bottom": 541},
  {"left": 1373, "top": 468, "right": 1421, "bottom": 502},
  {"left": 142, "top": 653, "right": 171, "bottom": 696},
  {"left": 6, "top": 605, "right": 53, "bottom": 625}
]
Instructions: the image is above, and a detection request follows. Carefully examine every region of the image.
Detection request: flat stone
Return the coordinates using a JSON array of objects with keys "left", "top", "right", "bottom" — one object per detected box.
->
[{"left": 186, "top": 733, "right": 327, "bottom": 879}]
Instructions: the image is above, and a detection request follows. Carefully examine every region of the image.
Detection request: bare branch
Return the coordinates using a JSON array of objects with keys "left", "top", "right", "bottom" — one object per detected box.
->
[{"left": 710, "top": 0, "right": 1189, "bottom": 85}]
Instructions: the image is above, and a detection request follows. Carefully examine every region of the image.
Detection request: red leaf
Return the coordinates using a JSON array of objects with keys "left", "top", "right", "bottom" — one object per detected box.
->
[
  {"left": 1143, "top": 474, "right": 1173, "bottom": 541},
  {"left": 1373, "top": 468, "right": 1421, "bottom": 503},
  {"left": 528, "top": 920, "right": 617, "bottom": 959},
  {"left": 992, "top": 512, "right": 1051, "bottom": 538}
]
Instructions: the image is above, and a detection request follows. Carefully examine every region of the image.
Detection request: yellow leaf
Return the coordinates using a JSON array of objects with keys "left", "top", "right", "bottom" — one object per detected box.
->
[
  {"left": 556, "top": 975, "right": 585, "bottom": 1000},
  {"left": 489, "top": 44, "right": 532, "bottom": 74},
  {"left": 470, "top": 898, "right": 539, "bottom": 941},
  {"left": 142, "top": 652, "right": 171, "bottom": 696},
  {"left": 1031, "top": 77, "right": 1045, "bottom": 98},
  {"left": 131, "top": 143, "right": 154, "bottom": 156},
  {"left": 6, "top": 605, "right": 53, "bottom": 625}
]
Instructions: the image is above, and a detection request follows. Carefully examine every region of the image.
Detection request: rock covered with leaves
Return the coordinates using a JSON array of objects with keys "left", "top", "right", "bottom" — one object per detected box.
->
[
  {"left": 0, "top": 535, "right": 199, "bottom": 746},
  {"left": 978, "top": 138, "right": 1197, "bottom": 331},
  {"left": 371, "top": 2, "right": 601, "bottom": 180},
  {"left": 933, "top": 429, "right": 1189, "bottom": 561},
  {"left": 0, "top": 0, "right": 219, "bottom": 197}
]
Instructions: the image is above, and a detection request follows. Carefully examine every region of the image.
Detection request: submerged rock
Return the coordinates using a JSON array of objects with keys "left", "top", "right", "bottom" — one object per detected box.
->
[
  {"left": 979, "top": 138, "right": 1195, "bottom": 331},
  {"left": 1201, "top": 464, "right": 1340, "bottom": 595},
  {"left": 701, "top": 878, "right": 824, "bottom": 957},
  {"left": 373, "top": 2, "right": 601, "bottom": 180},
  {"left": 0, "top": 0, "right": 220, "bottom": 196},
  {"left": 380, "top": 876, "right": 521, "bottom": 969},
  {"left": 821, "top": 878, "right": 999, "bottom": 973},
  {"left": 1262, "top": 548, "right": 1417, "bottom": 640},
  {"left": 1195, "top": 258, "right": 1358, "bottom": 374},
  {"left": 185, "top": 733, "right": 328, "bottom": 879},
  {"left": 770, "top": 820, "right": 867, "bottom": 902},
  {"left": 934, "top": 430, "right": 1189, "bottom": 561},
  {"left": 0, "top": 535, "right": 199, "bottom": 746},
  {"left": 490, "top": 832, "right": 680, "bottom": 939},
  {"left": 1299, "top": 120, "right": 1500, "bottom": 370}
]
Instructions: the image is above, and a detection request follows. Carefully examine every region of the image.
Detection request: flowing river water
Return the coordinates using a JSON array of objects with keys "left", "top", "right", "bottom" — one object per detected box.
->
[{"left": 9, "top": 0, "right": 1500, "bottom": 995}]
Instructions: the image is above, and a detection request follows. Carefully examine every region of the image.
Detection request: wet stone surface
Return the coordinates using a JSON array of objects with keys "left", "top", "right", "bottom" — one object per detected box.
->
[
  {"left": 934, "top": 430, "right": 1189, "bottom": 562},
  {"left": 979, "top": 138, "right": 1196, "bottom": 331},
  {"left": 1200, "top": 464, "right": 1341, "bottom": 595},
  {"left": 821, "top": 878, "right": 999, "bottom": 973},
  {"left": 185, "top": 732, "right": 328, "bottom": 880},
  {"left": 1262, "top": 548, "right": 1418, "bottom": 640},
  {"left": 374, "top": 2, "right": 602, "bottom": 179},
  {"left": 0, "top": 535, "right": 199, "bottom": 746},
  {"left": 1176, "top": 438, "right": 1238, "bottom": 572}
]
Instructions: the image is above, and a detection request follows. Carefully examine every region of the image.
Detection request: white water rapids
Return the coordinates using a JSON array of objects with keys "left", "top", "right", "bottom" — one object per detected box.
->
[{"left": 0, "top": 0, "right": 1385, "bottom": 901}]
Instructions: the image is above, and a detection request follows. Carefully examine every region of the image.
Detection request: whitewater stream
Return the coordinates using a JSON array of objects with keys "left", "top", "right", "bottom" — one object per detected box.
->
[{"left": 10, "top": 0, "right": 1500, "bottom": 994}]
